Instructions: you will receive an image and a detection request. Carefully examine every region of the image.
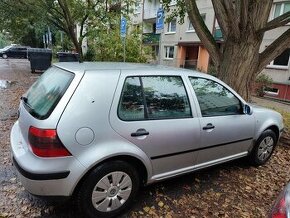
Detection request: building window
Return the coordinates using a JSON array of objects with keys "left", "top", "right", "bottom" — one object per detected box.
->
[
  {"left": 170, "top": 0, "right": 177, "bottom": 5},
  {"left": 187, "top": 14, "right": 206, "bottom": 32},
  {"left": 273, "top": 2, "right": 290, "bottom": 18},
  {"left": 269, "top": 49, "right": 290, "bottom": 68},
  {"left": 167, "top": 19, "right": 177, "bottom": 33},
  {"left": 134, "top": 1, "right": 141, "bottom": 14},
  {"left": 165, "top": 46, "right": 174, "bottom": 59},
  {"left": 264, "top": 87, "right": 279, "bottom": 96},
  {"left": 188, "top": 20, "right": 194, "bottom": 31}
]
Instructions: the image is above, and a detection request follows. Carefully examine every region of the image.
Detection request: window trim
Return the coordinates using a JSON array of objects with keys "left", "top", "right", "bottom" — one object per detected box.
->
[
  {"left": 166, "top": 19, "right": 177, "bottom": 34},
  {"left": 186, "top": 14, "right": 206, "bottom": 33},
  {"left": 186, "top": 18, "right": 195, "bottom": 32},
  {"left": 189, "top": 76, "right": 244, "bottom": 117},
  {"left": 267, "top": 48, "right": 290, "bottom": 69},
  {"left": 272, "top": 2, "right": 290, "bottom": 18},
  {"left": 164, "top": 46, "right": 175, "bottom": 59},
  {"left": 117, "top": 75, "right": 193, "bottom": 122},
  {"left": 264, "top": 87, "right": 279, "bottom": 96}
]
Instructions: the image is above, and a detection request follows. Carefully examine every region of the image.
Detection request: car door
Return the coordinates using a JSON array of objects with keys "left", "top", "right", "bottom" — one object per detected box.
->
[
  {"left": 18, "top": 47, "right": 27, "bottom": 58},
  {"left": 110, "top": 71, "right": 201, "bottom": 178},
  {"left": 188, "top": 76, "right": 255, "bottom": 165}
]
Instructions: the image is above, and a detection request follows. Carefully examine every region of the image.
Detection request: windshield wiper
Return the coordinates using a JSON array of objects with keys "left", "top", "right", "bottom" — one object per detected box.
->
[{"left": 21, "top": 96, "right": 33, "bottom": 109}]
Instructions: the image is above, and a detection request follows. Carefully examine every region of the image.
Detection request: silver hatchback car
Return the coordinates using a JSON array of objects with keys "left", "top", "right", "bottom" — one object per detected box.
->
[{"left": 11, "top": 62, "right": 284, "bottom": 217}]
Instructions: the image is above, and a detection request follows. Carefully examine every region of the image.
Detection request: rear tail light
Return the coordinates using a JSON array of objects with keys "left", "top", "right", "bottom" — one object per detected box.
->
[
  {"left": 270, "top": 185, "right": 290, "bottom": 218},
  {"left": 28, "top": 126, "right": 72, "bottom": 157}
]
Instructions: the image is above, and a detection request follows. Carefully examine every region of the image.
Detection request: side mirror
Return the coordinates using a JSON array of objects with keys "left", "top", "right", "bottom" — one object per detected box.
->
[{"left": 244, "top": 104, "right": 253, "bottom": 115}]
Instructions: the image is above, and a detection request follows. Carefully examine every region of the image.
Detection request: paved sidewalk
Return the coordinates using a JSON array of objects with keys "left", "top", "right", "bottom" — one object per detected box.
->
[{"left": 251, "top": 96, "right": 290, "bottom": 113}]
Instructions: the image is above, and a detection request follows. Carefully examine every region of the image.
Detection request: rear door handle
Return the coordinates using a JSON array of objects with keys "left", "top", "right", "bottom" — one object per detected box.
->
[
  {"left": 203, "top": 123, "right": 215, "bottom": 130},
  {"left": 131, "top": 128, "right": 149, "bottom": 137}
]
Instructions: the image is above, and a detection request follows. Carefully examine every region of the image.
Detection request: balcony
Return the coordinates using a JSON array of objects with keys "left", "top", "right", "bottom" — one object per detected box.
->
[
  {"left": 143, "top": 0, "right": 160, "bottom": 21},
  {"left": 142, "top": 33, "right": 160, "bottom": 45},
  {"left": 214, "top": 28, "right": 223, "bottom": 40}
]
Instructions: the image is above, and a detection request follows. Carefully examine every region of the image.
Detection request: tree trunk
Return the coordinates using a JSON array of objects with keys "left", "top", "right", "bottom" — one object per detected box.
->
[
  {"left": 217, "top": 36, "right": 262, "bottom": 101},
  {"left": 68, "top": 26, "right": 83, "bottom": 62}
]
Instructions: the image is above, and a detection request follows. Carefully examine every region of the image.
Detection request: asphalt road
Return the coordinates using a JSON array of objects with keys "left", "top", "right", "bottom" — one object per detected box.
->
[{"left": 1, "top": 59, "right": 290, "bottom": 218}]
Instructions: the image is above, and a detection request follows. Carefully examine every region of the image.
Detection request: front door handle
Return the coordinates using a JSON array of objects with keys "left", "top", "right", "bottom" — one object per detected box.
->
[
  {"left": 203, "top": 123, "right": 215, "bottom": 130},
  {"left": 131, "top": 128, "right": 149, "bottom": 137}
]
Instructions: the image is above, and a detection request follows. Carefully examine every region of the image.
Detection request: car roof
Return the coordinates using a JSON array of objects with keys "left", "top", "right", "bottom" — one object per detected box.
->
[{"left": 53, "top": 62, "right": 211, "bottom": 78}]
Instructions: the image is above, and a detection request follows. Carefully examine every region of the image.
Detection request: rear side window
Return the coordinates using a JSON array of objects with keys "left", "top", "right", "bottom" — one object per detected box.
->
[
  {"left": 24, "top": 67, "right": 74, "bottom": 119},
  {"left": 118, "top": 76, "right": 191, "bottom": 121}
]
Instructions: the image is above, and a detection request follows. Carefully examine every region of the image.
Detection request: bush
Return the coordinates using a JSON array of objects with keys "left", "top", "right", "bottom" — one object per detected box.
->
[
  {"left": 255, "top": 74, "right": 273, "bottom": 97},
  {"left": 84, "top": 46, "right": 96, "bottom": 61}
]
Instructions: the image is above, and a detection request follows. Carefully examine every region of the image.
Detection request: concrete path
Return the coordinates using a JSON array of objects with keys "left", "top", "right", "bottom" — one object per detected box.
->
[{"left": 251, "top": 96, "right": 290, "bottom": 113}]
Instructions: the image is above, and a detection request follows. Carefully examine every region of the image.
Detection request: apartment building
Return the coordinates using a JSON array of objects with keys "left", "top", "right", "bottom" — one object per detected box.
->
[
  {"left": 130, "top": 0, "right": 290, "bottom": 101},
  {"left": 260, "top": 1, "right": 290, "bottom": 101}
]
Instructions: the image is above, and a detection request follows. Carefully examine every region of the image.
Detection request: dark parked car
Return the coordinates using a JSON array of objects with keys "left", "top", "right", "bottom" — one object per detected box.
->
[{"left": 0, "top": 45, "right": 30, "bottom": 59}]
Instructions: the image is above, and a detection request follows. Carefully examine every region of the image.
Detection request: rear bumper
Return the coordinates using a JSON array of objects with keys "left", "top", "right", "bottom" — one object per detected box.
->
[
  {"left": 13, "top": 157, "right": 70, "bottom": 180},
  {"left": 10, "top": 121, "right": 86, "bottom": 196}
]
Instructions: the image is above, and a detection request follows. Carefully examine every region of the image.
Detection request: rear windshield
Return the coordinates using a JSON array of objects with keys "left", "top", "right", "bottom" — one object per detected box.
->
[{"left": 24, "top": 67, "right": 74, "bottom": 120}]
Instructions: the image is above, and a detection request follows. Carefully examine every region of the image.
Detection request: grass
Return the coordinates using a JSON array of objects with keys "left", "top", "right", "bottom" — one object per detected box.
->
[
  {"left": 280, "top": 110, "right": 290, "bottom": 131},
  {"left": 268, "top": 107, "right": 290, "bottom": 133}
]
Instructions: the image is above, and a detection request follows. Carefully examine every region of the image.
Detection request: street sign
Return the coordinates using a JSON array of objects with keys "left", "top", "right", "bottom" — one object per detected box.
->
[
  {"left": 48, "top": 27, "right": 52, "bottom": 43},
  {"left": 156, "top": 8, "right": 164, "bottom": 33},
  {"left": 120, "top": 17, "right": 127, "bottom": 38}
]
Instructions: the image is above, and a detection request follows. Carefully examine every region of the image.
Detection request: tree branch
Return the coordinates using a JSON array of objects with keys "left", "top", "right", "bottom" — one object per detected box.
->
[
  {"left": 185, "top": 0, "right": 221, "bottom": 68},
  {"left": 47, "top": 17, "right": 68, "bottom": 33},
  {"left": 250, "top": 0, "right": 273, "bottom": 32},
  {"left": 221, "top": 0, "right": 240, "bottom": 38},
  {"left": 237, "top": 0, "right": 249, "bottom": 33},
  {"left": 259, "top": 11, "right": 290, "bottom": 33},
  {"left": 258, "top": 28, "right": 290, "bottom": 73}
]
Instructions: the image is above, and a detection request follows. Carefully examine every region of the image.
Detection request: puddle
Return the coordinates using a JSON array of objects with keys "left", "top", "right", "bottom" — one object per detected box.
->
[{"left": 0, "top": 80, "right": 13, "bottom": 89}]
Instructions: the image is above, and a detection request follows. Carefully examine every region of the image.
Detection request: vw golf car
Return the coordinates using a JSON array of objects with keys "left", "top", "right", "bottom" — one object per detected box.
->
[{"left": 11, "top": 62, "right": 284, "bottom": 217}]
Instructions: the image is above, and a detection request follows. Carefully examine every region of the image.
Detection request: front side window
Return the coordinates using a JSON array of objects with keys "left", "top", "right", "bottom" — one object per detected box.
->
[
  {"left": 189, "top": 77, "right": 242, "bottom": 117},
  {"left": 165, "top": 46, "right": 174, "bottom": 59},
  {"left": 167, "top": 19, "right": 177, "bottom": 32},
  {"left": 118, "top": 76, "right": 191, "bottom": 121}
]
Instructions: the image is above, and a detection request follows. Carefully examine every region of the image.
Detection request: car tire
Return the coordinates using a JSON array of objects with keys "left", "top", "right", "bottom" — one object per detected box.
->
[
  {"left": 2, "top": 54, "right": 7, "bottom": 59},
  {"left": 249, "top": 129, "right": 277, "bottom": 166},
  {"left": 77, "top": 160, "right": 140, "bottom": 218}
]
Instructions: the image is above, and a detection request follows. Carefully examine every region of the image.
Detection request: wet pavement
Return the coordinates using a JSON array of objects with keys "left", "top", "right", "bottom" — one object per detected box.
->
[{"left": 1, "top": 59, "right": 290, "bottom": 217}]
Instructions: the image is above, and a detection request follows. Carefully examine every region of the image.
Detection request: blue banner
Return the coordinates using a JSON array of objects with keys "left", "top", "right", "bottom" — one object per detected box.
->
[
  {"left": 120, "top": 17, "right": 127, "bottom": 38},
  {"left": 156, "top": 8, "right": 164, "bottom": 31}
]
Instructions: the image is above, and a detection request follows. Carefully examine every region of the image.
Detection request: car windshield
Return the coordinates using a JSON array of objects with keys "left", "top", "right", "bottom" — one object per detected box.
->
[{"left": 23, "top": 67, "right": 74, "bottom": 119}]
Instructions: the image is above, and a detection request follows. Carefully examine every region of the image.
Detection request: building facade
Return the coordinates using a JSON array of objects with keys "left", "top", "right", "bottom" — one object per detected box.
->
[
  {"left": 260, "top": 1, "right": 290, "bottom": 101},
  {"left": 130, "top": 0, "right": 290, "bottom": 101}
]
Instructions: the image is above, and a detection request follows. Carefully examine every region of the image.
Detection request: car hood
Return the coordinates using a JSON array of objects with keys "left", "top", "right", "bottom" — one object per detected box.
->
[{"left": 250, "top": 103, "right": 280, "bottom": 116}]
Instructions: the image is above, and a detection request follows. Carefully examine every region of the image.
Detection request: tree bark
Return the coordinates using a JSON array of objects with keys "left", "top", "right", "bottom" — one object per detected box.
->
[{"left": 218, "top": 35, "right": 262, "bottom": 100}]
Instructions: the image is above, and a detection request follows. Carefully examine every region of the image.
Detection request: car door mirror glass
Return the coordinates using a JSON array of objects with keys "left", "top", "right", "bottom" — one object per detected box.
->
[{"left": 244, "top": 104, "right": 253, "bottom": 115}]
